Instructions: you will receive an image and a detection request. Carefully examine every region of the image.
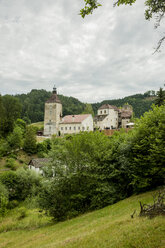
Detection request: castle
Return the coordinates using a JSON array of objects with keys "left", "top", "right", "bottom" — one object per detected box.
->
[
  {"left": 44, "top": 87, "right": 93, "bottom": 136},
  {"left": 44, "top": 87, "right": 133, "bottom": 136}
]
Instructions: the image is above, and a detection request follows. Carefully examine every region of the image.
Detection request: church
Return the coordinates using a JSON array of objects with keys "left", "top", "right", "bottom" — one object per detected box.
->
[{"left": 43, "top": 87, "right": 94, "bottom": 136}]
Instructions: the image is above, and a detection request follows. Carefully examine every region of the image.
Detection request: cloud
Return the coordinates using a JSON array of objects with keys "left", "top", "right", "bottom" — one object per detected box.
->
[{"left": 0, "top": 0, "right": 164, "bottom": 102}]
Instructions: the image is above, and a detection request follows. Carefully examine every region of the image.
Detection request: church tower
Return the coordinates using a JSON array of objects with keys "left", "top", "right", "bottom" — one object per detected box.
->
[{"left": 44, "top": 86, "right": 62, "bottom": 136}]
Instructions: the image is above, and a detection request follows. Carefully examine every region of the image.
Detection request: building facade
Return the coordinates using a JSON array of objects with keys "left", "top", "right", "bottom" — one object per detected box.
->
[
  {"left": 94, "top": 104, "right": 133, "bottom": 130},
  {"left": 44, "top": 87, "right": 93, "bottom": 136}
]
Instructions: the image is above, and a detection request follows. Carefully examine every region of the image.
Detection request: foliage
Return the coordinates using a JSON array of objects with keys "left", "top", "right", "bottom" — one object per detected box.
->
[
  {"left": 15, "top": 119, "right": 26, "bottom": 133},
  {"left": 39, "top": 105, "right": 165, "bottom": 221},
  {"left": 0, "top": 191, "right": 164, "bottom": 248},
  {"left": 0, "top": 195, "right": 8, "bottom": 217},
  {"left": 5, "top": 158, "right": 17, "bottom": 170},
  {"left": 0, "top": 139, "right": 9, "bottom": 158},
  {"left": 82, "top": 103, "right": 94, "bottom": 116},
  {"left": 23, "top": 126, "right": 37, "bottom": 154},
  {"left": 16, "top": 89, "right": 85, "bottom": 123},
  {"left": 80, "top": 0, "right": 165, "bottom": 50},
  {"left": 155, "top": 87, "right": 165, "bottom": 106},
  {"left": 0, "top": 95, "right": 22, "bottom": 136},
  {"left": 0, "top": 182, "right": 9, "bottom": 202},
  {"left": 92, "top": 93, "right": 154, "bottom": 117},
  {"left": 80, "top": 0, "right": 102, "bottom": 18},
  {"left": 7, "top": 125, "right": 23, "bottom": 151},
  {"left": 81, "top": 0, "right": 165, "bottom": 21},
  {"left": 17, "top": 207, "right": 27, "bottom": 220},
  {"left": 36, "top": 139, "right": 52, "bottom": 157},
  {"left": 128, "top": 104, "right": 165, "bottom": 192},
  {"left": 0, "top": 169, "right": 42, "bottom": 202}
]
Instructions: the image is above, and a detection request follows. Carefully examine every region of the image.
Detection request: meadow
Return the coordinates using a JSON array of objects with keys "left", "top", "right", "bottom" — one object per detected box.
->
[{"left": 0, "top": 190, "right": 164, "bottom": 248}]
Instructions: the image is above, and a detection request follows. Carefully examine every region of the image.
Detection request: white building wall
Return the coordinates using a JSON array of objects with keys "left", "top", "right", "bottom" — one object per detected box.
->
[
  {"left": 59, "top": 115, "right": 93, "bottom": 135},
  {"left": 96, "top": 109, "right": 118, "bottom": 130},
  {"left": 81, "top": 115, "right": 93, "bottom": 131},
  {"left": 98, "top": 108, "right": 110, "bottom": 116}
]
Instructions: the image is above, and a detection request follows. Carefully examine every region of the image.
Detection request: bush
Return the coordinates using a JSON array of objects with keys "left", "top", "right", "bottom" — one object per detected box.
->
[
  {"left": 0, "top": 169, "right": 42, "bottom": 202},
  {"left": 7, "top": 200, "right": 19, "bottom": 209},
  {"left": 0, "top": 196, "right": 8, "bottom": 217},
  {"left": 5, "top": 158, "right": 17, "bottom": 170},
  {"left": 17, "top": 207, "right": 27, "bottom": 220}
]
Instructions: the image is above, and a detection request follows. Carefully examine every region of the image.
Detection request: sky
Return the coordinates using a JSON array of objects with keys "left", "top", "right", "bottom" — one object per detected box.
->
[{"left": 0, "top": 0, "right": 165, "bottom": 103}]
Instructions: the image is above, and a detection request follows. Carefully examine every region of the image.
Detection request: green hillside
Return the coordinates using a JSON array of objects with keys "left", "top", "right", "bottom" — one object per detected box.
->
[
  {"left": 8, "top": 89, "right": 156, "bottom": 123},
  {"left": 0, "top": 190, "right": 164, "bottom": 248},
  {"left": 92, "top": 93, "right": 156, "bottom": 118}
]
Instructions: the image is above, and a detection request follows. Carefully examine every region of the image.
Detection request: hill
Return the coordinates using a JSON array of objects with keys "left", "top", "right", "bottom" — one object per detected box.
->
[
  {"left": 0, "top": 190, "right": 164, "bottom": 248},
  {"left": 2, "top": 89, "right": 155, "bottom": 123},
  {"left": 92, "top": 93, "right": 156, "bottom": 118},
  {"left": 15, "top": 89, "right": 85, "bottom": 123}
]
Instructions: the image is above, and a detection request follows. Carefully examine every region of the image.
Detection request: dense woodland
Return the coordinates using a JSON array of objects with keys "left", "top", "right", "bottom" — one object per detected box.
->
[{"left": 0, "top": 89, "right": 157, "bottom": 125}]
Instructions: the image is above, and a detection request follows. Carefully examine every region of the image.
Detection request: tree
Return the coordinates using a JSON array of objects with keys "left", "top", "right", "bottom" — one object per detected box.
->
[
  {"left": 7, "top": 125, "right": 23, "bottom": 151},
  {"left": 23, "top": 126, "right": 37, "bottom": 154},
  {"left": 129, "top": 104, "right": 165, "bottom": 192},
  {"left": 0, "top": 95, "right": 5, "bottom": 137},
  {"left": 155, "top": 87, "right": 165, "bottom": 106},
  {"left": 1, "top": 95, "right": 22, "bottom": 136},
  {"left": 80, "top": 0, "right": 165, "bottom": 50},
  {"left": 82, "top": 103, "right": 94, "bottom": 116}
]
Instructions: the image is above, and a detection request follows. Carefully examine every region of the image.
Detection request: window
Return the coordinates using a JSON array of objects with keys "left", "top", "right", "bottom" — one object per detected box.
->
[
  {"left": 65, "top": 127, "right": 67, "bottom": 130},
  {"left": 82, "top": 127, "right": 85, "bottom": 131},
  {"left": 104, "top": 110, "right": 106, "bottom": 114},
  {"left": 61, "top": 127, "right": 63, "bottom": 130},
  {"left": 74, "top": 126, "right": 76, "bottom": 130},
  {"left": 87, "top": 126, "right": 89, "bottom": 130},
  {"left": 100, "top": 111, "right": 102, "bottom": 114},
  {"left": 69, "top": 127, "right": 71, "bottom": 130},
  {"left": 78, "top": 127, "right": 80, "bottom": 130}
]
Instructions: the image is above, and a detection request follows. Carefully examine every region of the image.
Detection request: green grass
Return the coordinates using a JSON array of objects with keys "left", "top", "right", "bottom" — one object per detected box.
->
[
  {"left": 0, "top": 190, "right": 164, "bottom": 248},
  {"left": 30, "top": 122, "right": 44, "bottom": 129},
  {"left": 0, "top": 150, "right": 38, "bottom": 173}
]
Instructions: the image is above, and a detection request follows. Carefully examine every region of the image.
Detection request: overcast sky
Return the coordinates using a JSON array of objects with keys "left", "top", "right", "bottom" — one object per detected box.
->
[{"left": 0, "top": 0, "right": 164, "bottom": 103}]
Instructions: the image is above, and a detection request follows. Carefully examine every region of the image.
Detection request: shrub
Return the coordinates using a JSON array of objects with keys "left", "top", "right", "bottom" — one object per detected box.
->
[
  {"left": 0, "top": 169, "right": 42, "bottom": 201},
  {"left": 5, "top": 158, "right": 17, "bottom": 170},
  {"left": 17, "top": 207, "right": 27, "bottom": 220},
  {"left": 7, "top": 200, "right": 19, "bottom": 209},
  {"left": 0, "top": 196, "right": 8, "bottom": 217}
]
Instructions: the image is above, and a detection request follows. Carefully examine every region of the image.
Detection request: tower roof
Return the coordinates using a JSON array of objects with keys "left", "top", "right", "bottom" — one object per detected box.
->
[
  {"left": 99, "top": 104, "right": 119, "bottom": 111},
  {"left": 46, "top": 86, "right": 61, "bottom": 103}
]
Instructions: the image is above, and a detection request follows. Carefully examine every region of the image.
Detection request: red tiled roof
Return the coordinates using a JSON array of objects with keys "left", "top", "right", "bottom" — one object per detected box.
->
[{"left": 61, "top": 114, "right": 91, "bottom": 124}]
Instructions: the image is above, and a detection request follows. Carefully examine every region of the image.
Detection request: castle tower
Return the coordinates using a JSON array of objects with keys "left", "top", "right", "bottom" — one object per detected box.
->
[{"left": 44, "top": 86, "right": 62, "bottom": 136}]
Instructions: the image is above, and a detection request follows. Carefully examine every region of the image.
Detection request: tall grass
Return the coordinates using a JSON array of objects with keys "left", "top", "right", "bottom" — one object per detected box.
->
[{"left": 0, "top": 190, "right": 164, "bottom": 248}]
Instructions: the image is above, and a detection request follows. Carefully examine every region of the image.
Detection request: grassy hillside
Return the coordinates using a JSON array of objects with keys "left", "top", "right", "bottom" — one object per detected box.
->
[{"left": 0, "top": 190, "right": 164, "bottom": 248}]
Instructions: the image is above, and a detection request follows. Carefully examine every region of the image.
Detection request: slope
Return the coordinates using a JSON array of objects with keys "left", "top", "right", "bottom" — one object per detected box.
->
[{"left": 0, "top": 190, "right": 164, "bottom": 248}]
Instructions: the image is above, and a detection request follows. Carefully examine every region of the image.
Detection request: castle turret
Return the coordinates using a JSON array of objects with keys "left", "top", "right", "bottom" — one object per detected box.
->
[{"left": 44, "top": 86, "right": 62, "bottom": 136}]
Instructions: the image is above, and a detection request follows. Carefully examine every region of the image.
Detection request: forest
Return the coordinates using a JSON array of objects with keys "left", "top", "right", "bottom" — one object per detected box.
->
[{"left": 0, "top": 89, "right": 157, "bottom": 125}]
